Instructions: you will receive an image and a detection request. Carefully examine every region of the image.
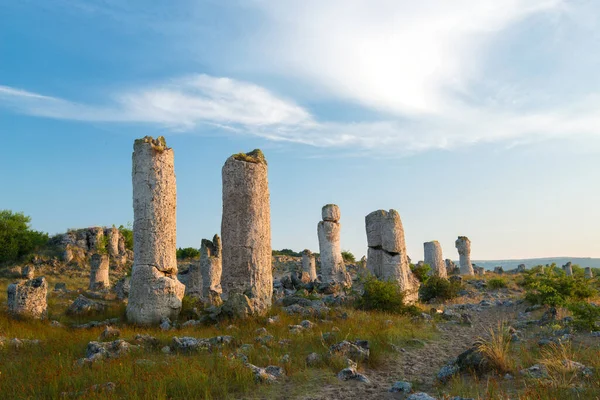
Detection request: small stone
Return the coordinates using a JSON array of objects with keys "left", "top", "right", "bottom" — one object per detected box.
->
[
  {"left": 99, "top": 326, "right": 120, "bottom": 341},
  {"left": 306, "top": 352, "right": 322, "bottom": 366},
  {"left": 161, "top": 346, "right": 171, "bottom": 354},
  {"left": 337, "top": 367, "right": 370, "bottom": 383},
  {"left": 407, "top": 393, "right": 437, "bottom": 400},
  {"left": 160, "top": 318, "right": 172, "bottom": 331},
  {"left": 390, "top": 381, "right": 412, "bottom": 393}
]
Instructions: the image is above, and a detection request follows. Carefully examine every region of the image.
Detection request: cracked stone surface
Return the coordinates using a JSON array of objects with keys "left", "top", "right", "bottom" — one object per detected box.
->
[
  {"left": 7, "top": 277, "right": 47, "bottom": 319},
  {"left": 89, "top": 253, "right": 110, "bottom": 290},
  {"left": 301, "top": 249, "right": 318, "bottom": 281},
  {"left": 365, "top": 209, "right": 417, "bottom": 302},
  {"left": 126, "top": 136, "right": 184, "bottom": 325},
  {"left": 221, "top": 150, "right": 272, "bottom": 316}
]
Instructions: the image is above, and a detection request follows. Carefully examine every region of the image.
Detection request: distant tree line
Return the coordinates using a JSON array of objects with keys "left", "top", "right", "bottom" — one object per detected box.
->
[{"left": 0, "top": 210, "right": 48, "bottom": 264}]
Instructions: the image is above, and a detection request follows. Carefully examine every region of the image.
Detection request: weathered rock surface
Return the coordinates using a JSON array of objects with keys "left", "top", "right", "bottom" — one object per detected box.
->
[
  {"left": 302, "top": 249, "right": 318, "bottom": 281},
  {"left": 78, "top": 340, "right": 138, "bottom": 365},
  {"left": 585, "top": 267, "right": 593, "bottom": 279},
  {"left": 67, "top": 295, "right": 108, "bottom": 315},
  {"left": 365, "top": 209, "right": 418, "bottom": 302},
  {"left": 7, "top": 277, "right": 47, "bottom": 319},
  {"left": 57, "top": 226, "right": 132, "bottom": 267},
  {"left": 318, "top": 204, "right": 350, "bottom": 287},
  {"left": 127, "top": 136, "right": 185, "bottom": 325},
  {"left": 563, "top": 262, "right": 573, "bottom": 277},
  {"left": 201, "top": 234, "right": 222, "bottom": 304},
  {"left": 89, "top": 253, "right": 110, "bottom": 290},
  {"left": 221, "top": 150, "right": 272, "bottom": 317},
  {"left": 455, "top": 236, "right": 474, "bottom": 276},
  {"left": 22, "top": 265, "right": 35, "bottom": 279},
  {"left": 424, "top": 241, "right": 447, "bottom": 278}
]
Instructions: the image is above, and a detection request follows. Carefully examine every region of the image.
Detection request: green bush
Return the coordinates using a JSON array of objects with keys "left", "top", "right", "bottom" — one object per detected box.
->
[
  {"left": 177, "top": 247, "right": 200, "bottom": 259},
  {"left": 522, "top": 269, "right": 595, "bottom": 307},
  {"left": 272, "top": 249, "right": 301, "bottom": 257},
  {"left": 487, "top": 278, "right": 507, "bottom": 289},
  {"left": 355, "top": 276, "right": 412, "bottom": 314},
  {"left": 341, "top": 250, "right": 356, "bottom": 263},
  {"left": 410, "top": 263, "right": 431, "bottom": 283},
  {"left": 0, "top": 210, "right": 48, "bottom": 264},
  {"left": 419, "top": 276, "right": 462, "bottom": 302},
  {"left": 118, "top": 224, "right": 133, "bottom": 250},
  {"left": 567, "top": 302, "right": 600, "bottom": 331}
]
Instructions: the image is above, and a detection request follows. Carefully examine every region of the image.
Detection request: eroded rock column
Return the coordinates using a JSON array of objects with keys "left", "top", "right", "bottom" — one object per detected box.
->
[
  {"left": 424, "top": 241, "right": 447, "bottom": 278},
  {"left": 365, "top": 209, "right": 418, "bottom": 302},
  {"left": 106, "top": 227, "right": 120, "bottom": 257},
  {"left": 455, "top": 236, "right": 474, "bottom": 276},
  {"left": 201, "top": 234, "right": 222, "bottom": 305},
  {"left": 318, "top": 204, "right": 351, "bottom": 287},
  {"left": 221, "top": 150, "right": 272, "bottom": 317},
  {"left": 126, "top": 136, "right": 184, "bottom": 325},
  {"left": 302, "top": 249, "right": 318, "bottom": 281},
  {"left": 7, "top": 277, "right": 47, "bottom": 319},
  {"left": 89, "top": 253, "right": 110, "bottom": 290},
  {"left": 584, "top": 267, "right": 593, "bottom": 279},
  {"left": 563, "top": 262, "right": 573, "bottom": 277}
]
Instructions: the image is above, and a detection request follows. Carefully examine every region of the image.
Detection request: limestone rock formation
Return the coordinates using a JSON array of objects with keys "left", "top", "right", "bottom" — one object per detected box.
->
[
  {"left": 89, "top": 253, "right": 110, "bottom": 290},
  {"left": 126, "top": 136, "right": 185, "bottom": 325},
  {"left": 57, "top": 227, "right": 132, "bottom": 267},
  {"left": 517, "top": 264, "right": 526, "bottom": 273},
  {"left": 365, "top": 209, "right": 418, "bottom": 302},
  {"left": 494, "top": 266, "right": 504, "bottom": 274},
  {"left": 455, "top": 236, "right": 474, "bottom": 276},
  {"left": 318, "top": 204, "right": 351, "bottom": 287},
  {"left": 201, "top": 234, "right": 222, "bottom": 305},
  {"left": 7, "top": 277, "right": 48, "bottom": 319},
  {"left": 301, "top": 249, "right": 318, "bottom": 281},
  {"left": 474, "top": 266, "right": 485, "bottom": 276},
  {"left": 22, "top": 265, "right": 35, "bottom": 279},
  {"left": 445, "top": 259, "right": 459, "bottom": 275},
  {"left": 221, "top": 150, "right": 272, "bottom": 317},
  {"left": 423, "top": 241, "right": 446, "bottom": 278},
  {"left": 563, "top": 262, "right": 573, "bottom": 277},
  {"left": 584, "top": 267, "right": 593, "bottom": 279}
]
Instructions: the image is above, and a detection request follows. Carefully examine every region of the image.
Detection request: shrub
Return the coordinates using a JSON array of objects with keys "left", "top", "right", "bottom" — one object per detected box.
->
[
  {"left": 177, "top": 247, "right": 200, "bottom": 259},
  {"left": 419, "top": 276, "right": 462, "bottom": 302},
  {"left": 0, "top": 210, "right": 48, "bottom": 264},
  {"left": 118, "top": 224, "right": 133, "bottom": 250},
  {"left": 567, "top": 302, "right": 600, "bottom": 331},
  {"left": 355, "top": 276, "right": 412, "bottom": 314},
  {"left": 410, "top": 263, "right": 431, "bottom": 283},
  {"left": 476, "top": 321, "right": 513, "bottom": 373},
  {"left": 523, "top": 269, "right": 595, "bottom": 307},
  {"left": 341, "top": 250, "right": 356, "bottom": 263},
  {"left": 272, "top": 249, "right": 301, "bottom": 257},
  {"left": 487, "top": 278, "right": 507, "bottom": 289}
]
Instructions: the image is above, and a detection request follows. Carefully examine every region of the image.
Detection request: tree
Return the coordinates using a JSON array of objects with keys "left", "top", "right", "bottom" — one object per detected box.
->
[
  {"left": 0, "top": 210, "right": 48, "bottom": 264},
  {"left": 341, "top": 250, "right": 356, "bottom": 263}
]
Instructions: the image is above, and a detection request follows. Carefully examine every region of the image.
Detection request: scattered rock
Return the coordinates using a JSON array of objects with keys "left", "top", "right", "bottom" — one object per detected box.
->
[
  {"left": 99, "top": 326, "right": 120, "bottom": 341},
  {"left": 337, "top": 367, "right": 370, "bottom": 383},
  {"left": 390, "top": 381, "right": 412, "bottom": 393},
  {"left": 67, "top": 295, "right": 107, "bottom": 316},
  {"left": 7, "top": 277, "right": 48, "bottom": 319}
]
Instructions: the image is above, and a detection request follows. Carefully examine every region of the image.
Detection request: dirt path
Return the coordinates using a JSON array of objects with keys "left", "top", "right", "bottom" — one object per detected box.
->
[{"left": 298, "top": 301, "right": 521, "bottom": 400}]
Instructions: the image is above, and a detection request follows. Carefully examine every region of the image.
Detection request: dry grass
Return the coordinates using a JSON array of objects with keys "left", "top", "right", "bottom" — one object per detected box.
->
[
  {"left": 476, "top": 321, "right": 513, "bottom": 373},
  {"left": 0, "top": 275, "right": 435, "bottom": 399}
]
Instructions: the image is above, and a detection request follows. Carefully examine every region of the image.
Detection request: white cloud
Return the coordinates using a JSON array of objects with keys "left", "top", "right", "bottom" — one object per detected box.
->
[{"left": 248, "top": 0, "right": 564, "bottom": 116}]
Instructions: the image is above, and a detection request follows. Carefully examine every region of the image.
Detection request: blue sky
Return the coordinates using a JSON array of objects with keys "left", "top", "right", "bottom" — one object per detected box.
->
[{"left": 1, "top": 0, "right": 599, "bottom": 260}]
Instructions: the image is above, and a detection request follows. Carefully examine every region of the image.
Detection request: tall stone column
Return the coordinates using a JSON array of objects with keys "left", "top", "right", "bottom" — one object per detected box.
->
[
  {"left": 201, "top": 234, "right": 222, "bottom": 305},
  {"left": 89, "top": 253, "right": 110, "bottom": 290},
  {"left": 455, "top": 236, "right": 474, "bottom": 276},
  {"left": 318, "top": 204, "right": 351, "bottom": 286},
  {"left": 126, "top": 136, "right": 184, "bottom": 325},
  {"left": 424, "top": 241, "right": 447, "bottom": 278},
  {"left": 584, "top": 267, "right": 593, "bottom": 279},
  {"left": 221, "top": 150, "right": 272, "bottom": 317},
  {"left": 301, "top": 249, "right": 318, "bottom": 281},
  {"left": 106, "top": 227, "right": 120, "bottom": 257},
  {"left": 365, "top": 209, "right": 418, "bottom": 302}
]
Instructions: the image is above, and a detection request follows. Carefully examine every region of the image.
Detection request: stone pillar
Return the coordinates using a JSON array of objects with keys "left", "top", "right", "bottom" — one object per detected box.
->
[
  {"left": 455, "top": 236, "right": 474, "bottom": 276},
  {"left": 7, "top": 277, "right": 48, "bottom": 319},
  {"left": 301, "top": 249, "right": 318, "bottom": 281},
  {"left": 365, "top": 209, "right": 418, "bottom": 302},
  {"left": 424, "top": 241, "right": 446, "bottom": 278},
  {"left": 584, "top": 267, "right": 593, "bottom": 279},
  {"left": 563, "top": 262, "right": 573, "bottom": 277},
  {"left": 89, "top": 253, "right": 110, "bottom": 290},
  {"left": 318, "top": 204, "right": 351, "bottom": 286},
  {"left": 494, "top": 266, "right": 504, "bottom": 275},
  {"left": 517, "top": 264, "right": 526, "bottom": 273},
  {"left": 221, "top": 150, "right": 272, "bottom": 317},
  {"left": 106, "top": 227, "right": 120, "bottom": 257},
  {"left": 201, "top": 234, "right": 222, "bottom": 305},
  {"left": 126, "top": 136, "right": 185, "bottom": 325}
]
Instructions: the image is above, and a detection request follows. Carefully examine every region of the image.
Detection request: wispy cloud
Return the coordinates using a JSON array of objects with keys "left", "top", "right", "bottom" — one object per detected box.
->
[{"left": 2, "top": 0, "right": 600, "bottom": 155}]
